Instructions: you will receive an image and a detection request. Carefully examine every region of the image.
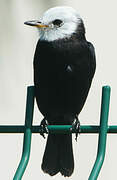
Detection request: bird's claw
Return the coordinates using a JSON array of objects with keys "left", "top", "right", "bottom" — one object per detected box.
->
[
  {"left": 40, "top": 118, "right": 49, "bottom": 139},
  {"left": 70, "top": 116, "right": 80, "bottom": 141}
]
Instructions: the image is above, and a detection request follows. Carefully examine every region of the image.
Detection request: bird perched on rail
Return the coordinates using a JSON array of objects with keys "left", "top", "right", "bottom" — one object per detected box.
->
[{"left": 24, "top": 6, "right": 96, "bottom": 177}]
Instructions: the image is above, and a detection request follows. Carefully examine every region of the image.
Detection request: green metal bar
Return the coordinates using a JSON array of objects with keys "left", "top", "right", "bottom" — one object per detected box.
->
[
  {"left": 13, "top": 128, "right": 32, "bottom": 180},
  {"left": 0, "top": 125, "right": 117, "bottom": 133},
  {"left": 0, "top": 85, "right": 113, "bottom": 179},
  {"left": 88, "top": 86, "right": 111, "bottom": 180},
  {"left": 13, "top": 86, "right": 35, "bottom": 180}
]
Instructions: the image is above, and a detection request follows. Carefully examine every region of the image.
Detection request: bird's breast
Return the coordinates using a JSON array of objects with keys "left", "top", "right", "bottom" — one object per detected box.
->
[{"left": 34, "top": 40, "right": 93, "bottom": 117}]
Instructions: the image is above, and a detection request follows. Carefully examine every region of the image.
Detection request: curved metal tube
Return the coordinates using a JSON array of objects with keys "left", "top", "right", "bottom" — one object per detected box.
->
[
  {"left": 13, "top": 128, "right": 32, "bottom": 180},
  {"left": 88, "top": 86, "right": 111, "bottom": 180},
  {"left": 13, "top": 86, "right": 35, "bottom": 180},
  {"left": 11, "top": 85, "right": 111, "bottom": 179}
]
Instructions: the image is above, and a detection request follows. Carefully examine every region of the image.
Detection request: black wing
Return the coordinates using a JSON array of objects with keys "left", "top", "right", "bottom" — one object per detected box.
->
[{"left": 87, "top": 41, "right": 96, "bottom": 79}]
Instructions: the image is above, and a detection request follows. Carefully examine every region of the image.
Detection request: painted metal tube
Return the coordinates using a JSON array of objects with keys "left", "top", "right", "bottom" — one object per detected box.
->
[
  {"left": 88, "top": 86, "right": 111, "bottom": 180},
  {"left": 1, "top": 125, "right": 117, "bottom": 133},
  {"left": 0, "top": 85, "right": 113, "bottom": 179},
  {"left": 13, "top": 86, "right": 35, "bottom": 180},
  {"left": 13, "top": 128, "right": 31, "bottom": 180}
]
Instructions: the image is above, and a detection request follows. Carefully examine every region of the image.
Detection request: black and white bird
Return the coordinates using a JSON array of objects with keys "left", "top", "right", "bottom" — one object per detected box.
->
[{"left": 24, "top": 6, "right": 96, "bottom": 177}]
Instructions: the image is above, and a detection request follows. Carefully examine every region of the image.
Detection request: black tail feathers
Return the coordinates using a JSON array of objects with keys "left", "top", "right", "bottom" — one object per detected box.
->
[{"left": 41, "top": 133, "right": 74, "bottom": 177}]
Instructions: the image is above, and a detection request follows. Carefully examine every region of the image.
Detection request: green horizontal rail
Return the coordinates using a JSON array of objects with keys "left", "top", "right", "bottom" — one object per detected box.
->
[
  {"left": 0, "top": 125, "right": 117, "bottom": 134},
  {"left": 0, "top": 85, "right": 113, "bottom": 179}
]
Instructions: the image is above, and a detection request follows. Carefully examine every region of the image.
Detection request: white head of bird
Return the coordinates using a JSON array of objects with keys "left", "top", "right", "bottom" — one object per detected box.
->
[{"left": 24, "top": 6, "right": 83, "bottom": 42}]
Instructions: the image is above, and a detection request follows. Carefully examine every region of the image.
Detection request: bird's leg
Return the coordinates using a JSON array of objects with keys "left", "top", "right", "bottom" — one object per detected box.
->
[
  {"left": 40, "top": 118, "right": 49, "bottom": 139},
  {"left": 70, "top": 116, "right": 80, "bottom": 141}
]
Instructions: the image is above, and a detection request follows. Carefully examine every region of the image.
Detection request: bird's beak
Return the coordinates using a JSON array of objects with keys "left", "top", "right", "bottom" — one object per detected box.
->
[{"left": 24, "top": 20, "right": 49, "bottom": 28}]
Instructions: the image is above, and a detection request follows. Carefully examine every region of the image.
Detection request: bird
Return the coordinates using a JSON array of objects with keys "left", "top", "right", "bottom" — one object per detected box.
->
[{"left": 24, "top": 6, "right": 96, "bottom": 177}]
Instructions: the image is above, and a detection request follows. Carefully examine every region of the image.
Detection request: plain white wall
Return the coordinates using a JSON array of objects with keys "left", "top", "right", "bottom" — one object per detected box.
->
[{"left": 0, "top": 0, "right": 117, "bottom": 179}]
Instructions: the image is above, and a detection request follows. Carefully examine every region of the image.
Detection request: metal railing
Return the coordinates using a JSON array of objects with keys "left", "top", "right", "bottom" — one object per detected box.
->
[{"left": 1, "top": 85, "right": 116, "bottom": 179}]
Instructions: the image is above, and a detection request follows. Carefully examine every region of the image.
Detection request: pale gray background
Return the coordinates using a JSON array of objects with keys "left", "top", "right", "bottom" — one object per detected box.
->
[{"left": 0, "top": 0, "right": 117, "bottom": 179}]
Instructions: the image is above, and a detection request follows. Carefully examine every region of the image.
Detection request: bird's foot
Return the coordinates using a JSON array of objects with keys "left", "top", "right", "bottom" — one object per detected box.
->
[
  {"left": 70, "top": 116, "right": 80, "bottom": 141},
  {"left": 40, "top": 118, "right": 49, "bottom": 139}
]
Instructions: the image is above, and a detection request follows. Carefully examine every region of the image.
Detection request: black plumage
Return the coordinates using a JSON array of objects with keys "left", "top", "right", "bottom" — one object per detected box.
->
[
  {"left": 34, "top": 36, "right": 96, "bottom": 116},
  {"left": 34, "top": 26, "right": 96, "bottom": 176}
]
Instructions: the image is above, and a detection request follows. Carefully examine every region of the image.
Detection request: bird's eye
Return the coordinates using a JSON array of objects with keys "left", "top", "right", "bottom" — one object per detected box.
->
[{"left": 52, "top": 19, "right": 63, "bottom": 26}]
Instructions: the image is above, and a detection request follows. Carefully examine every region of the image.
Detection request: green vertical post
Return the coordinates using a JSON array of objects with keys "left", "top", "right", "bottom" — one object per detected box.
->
[
  {"left": 13, "top": 86, "right": 35, "bottom": 180},
  {"left": 88, "top": 86, "right": 111, "bottom": 180}
]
